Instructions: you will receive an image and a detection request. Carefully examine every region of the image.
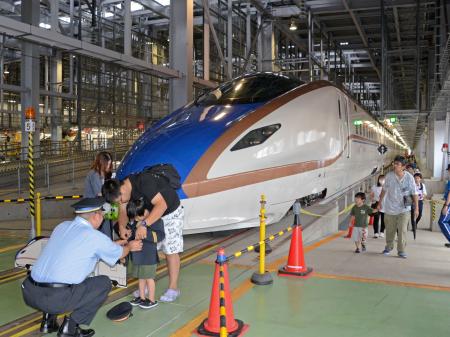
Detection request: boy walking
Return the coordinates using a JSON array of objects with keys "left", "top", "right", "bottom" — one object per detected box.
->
[{"left": 350, "top": 192, "right": 376, "bottom": 253}]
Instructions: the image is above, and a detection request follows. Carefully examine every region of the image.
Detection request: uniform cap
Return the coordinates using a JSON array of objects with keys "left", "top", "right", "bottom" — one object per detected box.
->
[
  {"left": 71, "top": 197, "right": 106, "bottom": 214},
  {"left": 106, "top": 302, "right": 133, "bottom": 322}
]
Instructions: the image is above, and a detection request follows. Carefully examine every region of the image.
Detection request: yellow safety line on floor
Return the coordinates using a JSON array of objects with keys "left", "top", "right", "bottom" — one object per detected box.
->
[
  {"left": 0, "top": 243, "right": 25, "bottom": 254},
  {"left": 171, "top": 230, "right": 345, "bottom": 337},
  {"left": 5, "top": 242, "right": 221, "bottom": 337},
  {"left": 313, "top": 273, "right": 450, "bottom": 292}
]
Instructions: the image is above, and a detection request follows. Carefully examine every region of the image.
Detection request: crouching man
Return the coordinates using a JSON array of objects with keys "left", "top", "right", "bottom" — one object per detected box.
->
[{"left": 21, "top": 197, "right": 142, "bottom": 337}]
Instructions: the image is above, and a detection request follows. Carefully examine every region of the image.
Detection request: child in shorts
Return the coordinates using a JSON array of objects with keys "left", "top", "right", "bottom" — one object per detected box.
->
[
  {"left": 127, "top": 198, "right": 165, "bottom": 309},
  {"left": 350, "top": 192, "right": 376, "bottom": 253}
]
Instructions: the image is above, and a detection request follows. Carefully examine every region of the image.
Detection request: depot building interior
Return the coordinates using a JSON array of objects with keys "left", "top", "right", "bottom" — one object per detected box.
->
[{"left": 1, "top": 1, "right": 450, "bottom": 337}]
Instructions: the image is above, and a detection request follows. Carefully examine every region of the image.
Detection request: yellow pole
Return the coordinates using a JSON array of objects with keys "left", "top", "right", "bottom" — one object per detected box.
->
[
  {"left": 36, "top": 192, "right": 41, "bottom": 236},
  {"left": 259, "top": 194, "right": 266, "bottom": 275}
]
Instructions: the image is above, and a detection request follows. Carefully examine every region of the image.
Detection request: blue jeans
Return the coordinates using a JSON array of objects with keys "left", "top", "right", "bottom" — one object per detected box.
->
[{"left": 438, "top": 207, "right": 450, "bottom": 242}]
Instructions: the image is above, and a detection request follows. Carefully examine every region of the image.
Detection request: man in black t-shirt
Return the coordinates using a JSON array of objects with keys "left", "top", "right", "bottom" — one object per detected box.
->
[{"left": 103, "top": 172, "right": 184, "bottom": 302}]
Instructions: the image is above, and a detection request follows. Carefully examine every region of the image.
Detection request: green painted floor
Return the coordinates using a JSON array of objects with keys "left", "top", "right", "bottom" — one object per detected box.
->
[
  {"left": 26, "top": 265, "right": 450, "bottom": 337},
  {"left": 230, "top": 276, "right": 450, "bottom": 337},
  {"left": 0, "top": 278, "right": 35, "bottom": 326},
  {"left": 0, "top": 250, "right": 18, "bottom": 272}
]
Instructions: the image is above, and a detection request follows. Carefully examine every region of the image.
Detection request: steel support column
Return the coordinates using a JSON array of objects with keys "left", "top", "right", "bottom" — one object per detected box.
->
[
  {"left": 308, "top": 9, "right": 313, "bottom": 82},
  {"left": 169, "top": 0, "right": 193, "bottom": 112},
  {"left": 51, "top": 51, "right": 62, "bottom": 152},
  {"left": 50, "top": 0, "right": 59, "bottom": 32},
  {"left": 124, "top": 0, "right": 131, "bottom": 56},
  {"left": 257, "top": 12, "right": 262, "bottom": 71},
  {"left": 416, "top": 0, "right": 421, "bottom": 114},
  {"left": 261, "top": 18, "right": 274, "bottom": 72},
  {"left": 203, "top": 0, "right": 210, "bottom": 81},
  {"left": 20, "top": 0, "right": 40, "bottom": 159},
  {"left": 227, "top": 0, "right": 233, "bottom": 78},
  {"left": 380, "top": 0, "right": 386, "bottom": 118}
]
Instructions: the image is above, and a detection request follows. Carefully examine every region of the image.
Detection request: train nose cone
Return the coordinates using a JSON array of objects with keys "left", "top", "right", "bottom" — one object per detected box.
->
[{"left": 116, "top": 102, "right": 263, "bottom": 197}]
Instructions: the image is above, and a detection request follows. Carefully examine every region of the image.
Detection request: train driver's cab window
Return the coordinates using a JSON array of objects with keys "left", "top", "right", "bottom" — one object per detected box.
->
[{"left": 231, "top": 124, "right": 281, "bottom": 151}]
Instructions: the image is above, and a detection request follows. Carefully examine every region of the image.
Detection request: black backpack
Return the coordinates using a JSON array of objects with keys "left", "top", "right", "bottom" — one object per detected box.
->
[{"left": 143, "top": 164, "right": 181, "bottom": 190}]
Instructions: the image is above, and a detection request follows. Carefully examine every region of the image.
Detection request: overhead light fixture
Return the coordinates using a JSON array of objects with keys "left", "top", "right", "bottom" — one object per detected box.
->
[
  {"left": 131, "top": 1, "right": 144, "bottom": 11},
  {"left": 157, "top": 0, "right": 170, "bottom": 5},
  {"left": 39, "top": 23, "right": 51, "bottom": 29},
  {"left": 340, "top": 41, "right": 349, "bottom": 46},
  {"left": 3, "top": 68, "right": 9, "bottom": 74},
  {"left": 289, "top": 18, "right": 297, "bottom": 31},
  {"left": 104, "top": 11, "right": 114, "bottom": 18}
]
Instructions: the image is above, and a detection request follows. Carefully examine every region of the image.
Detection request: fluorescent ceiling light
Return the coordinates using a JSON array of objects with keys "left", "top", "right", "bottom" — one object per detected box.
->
[
  {"left": 157, "top": 0, "right": 170, "bottom": 5},
  {"left": 39, "top": 23, "right": 51, "bottom": 29},
  {"left": 340, "top": 41, "right": 349, "bottom": 46},
  {"left": 104, "top": 11, "right": 114, "bottom": 18},
  {"left": 131, "top": 1, "right": 144, "bottom": 11},
  {"left": 60, "top": 16, "right": 71, "bottom": 23},
  {"left": 13, "top": 1, "right": 21, "bottom": 6}
]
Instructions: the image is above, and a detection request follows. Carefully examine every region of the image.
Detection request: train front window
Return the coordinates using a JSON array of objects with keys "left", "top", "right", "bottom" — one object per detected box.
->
[
  {"left": 195, "top": 74, "right": 302, "bottom": 106},
  {"left": 231, "top": 124, "right": 281, "bottom": 151}
]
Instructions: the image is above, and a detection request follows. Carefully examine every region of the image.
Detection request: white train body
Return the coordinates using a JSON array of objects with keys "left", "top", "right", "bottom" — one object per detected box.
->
[{"left": 117, "top": 75, "right": 404, "bottom": 233}]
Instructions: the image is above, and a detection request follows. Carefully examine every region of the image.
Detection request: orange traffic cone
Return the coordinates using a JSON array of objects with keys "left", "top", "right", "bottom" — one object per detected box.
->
[
  {"left": 196, "top": 248, "right": 248, "bottom": 337},
  {"left": 278, "top": 224, "right": 313, "bottom": 278},
  {"left": 344, "top": 218, "right": 355, "bottom": 238}
]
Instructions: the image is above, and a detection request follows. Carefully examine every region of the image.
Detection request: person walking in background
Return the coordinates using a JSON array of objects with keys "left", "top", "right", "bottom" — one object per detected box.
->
[
  {"left": 378, "top": 155, "right": 418, "bottom": 259},
  {"left": 370, "top": 175, "right": 385, "bottom": 238},
  {"left": 413, "top": 173, "right": 427, "bottom": 227},
  {"left": 84, "top": 151, "right": 113, "bottom": 238}
]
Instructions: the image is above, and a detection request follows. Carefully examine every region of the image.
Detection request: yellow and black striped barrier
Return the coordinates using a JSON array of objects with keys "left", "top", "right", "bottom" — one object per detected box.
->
[
  {"left": 225, "top": 224, "right": 294, "bottom": 263},
  {"left": 0, "top": 195, "right": 83, "bottom": 203},
  {"left": 27, "top": 131, "right": 35, "bottom": 238},
  {"left": 0, "top": 198, "right": 28, "bottom": 203},
  {"left": 42, "top": 195, "right": 82, "bottom": 200},
  {"left": 218, "top": 262, "right": 228, "bottom": 337}
]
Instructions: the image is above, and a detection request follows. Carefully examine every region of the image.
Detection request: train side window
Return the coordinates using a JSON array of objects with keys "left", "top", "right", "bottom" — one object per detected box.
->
[{"left": 231, "top": 124, "right": 281, "bottom": 151}]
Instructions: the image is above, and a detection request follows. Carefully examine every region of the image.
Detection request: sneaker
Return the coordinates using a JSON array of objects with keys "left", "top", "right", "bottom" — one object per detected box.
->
[
  {"left": 139, "top": 299, "right": 159, "bottom": 309},
  {"left": 355, "top": 248, "right": 360, "bottom": 253},
  {"left": 133, "top": 288, "right": 148, "bottom": 298},
  {"left": 380, "top": 232, "right": 385, "bottom": 238},
  {"left": 130, "top": 297, "right": 144, "bottom": 306},
  {"left": 398, "top": 252, "right": 407, "bottom": 259},
  {"left": 159, "top": 289, "right": 181, "bottom": 303},
  {"left": 382, "top": 249, "right": 391, "bottom": 255},
  {"left": 374, "top": 233, "right": 379, "bottom": 238},
  {"left": 361, "top": 244, "right": 367, "bottom": 252}
]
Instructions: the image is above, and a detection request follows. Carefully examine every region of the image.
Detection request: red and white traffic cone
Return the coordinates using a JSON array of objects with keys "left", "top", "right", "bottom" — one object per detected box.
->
[{"left": 278, "top": 224, "right": 313, "bottom": 278}]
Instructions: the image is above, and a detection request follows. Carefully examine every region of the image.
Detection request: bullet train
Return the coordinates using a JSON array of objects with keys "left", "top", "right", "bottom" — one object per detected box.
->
[{"left": 117, "top": 73, "right": 405, "bottom": 234}]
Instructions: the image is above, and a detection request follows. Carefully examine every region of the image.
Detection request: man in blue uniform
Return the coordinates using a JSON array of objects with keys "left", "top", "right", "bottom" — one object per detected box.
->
[{"left": 21, "top": 197, "right": 143, "bottom": 337}]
